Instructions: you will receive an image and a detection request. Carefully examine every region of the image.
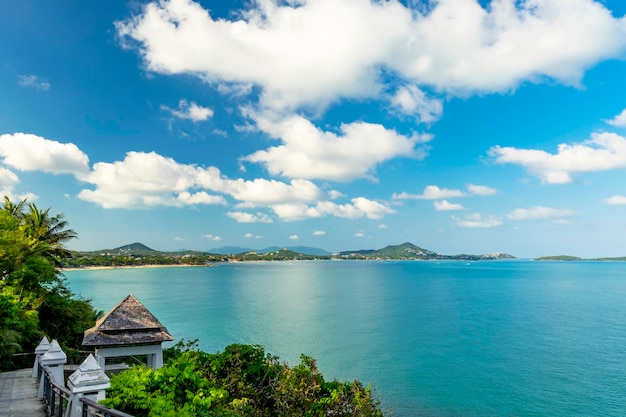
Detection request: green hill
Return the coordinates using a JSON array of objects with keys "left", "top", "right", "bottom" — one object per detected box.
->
[{"left": 373, "top": 242, "right": 439, "bottom": 259}]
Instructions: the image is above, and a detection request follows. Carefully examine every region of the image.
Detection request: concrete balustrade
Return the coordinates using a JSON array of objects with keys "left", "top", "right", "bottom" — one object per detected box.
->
[
  {"left": 37, "top": 339, "right": 66, "bottom": 399},
  {"left": 66, "top": 354, "right": 110, "bottom": 417}
]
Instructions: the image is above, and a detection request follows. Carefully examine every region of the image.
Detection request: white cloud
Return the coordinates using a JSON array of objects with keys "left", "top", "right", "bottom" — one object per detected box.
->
[
  {"left": 452, "top": 213, "right": 503, "bottom": 228},
  {"left": 433, "top": 200, "right": 466, "bottom": 211},
  {"left": 507, "top": 206, "right": 576, "bottom": 220},
  {"left": 272, "top": 197, "right": 395, "bottom": 221},
  {"left": 606, "top": 109, "right": 626, "bottom": 127},
  {"left": 553, "top": 219, "right": 577, "bottom": 225},
  {"left": 117, "top": 0, "right": 626, "bottom": 112},
  {"left": 391, "top": 85, "right": 443, "bottom": 123},
  {"left": 354, "top": 232, "right": 366, "bottom": 238},
  {"left": 242, "top": 114, "right": 426, "bottom": 181},
  {"left": 203, "top": 234, "right": 222, "bottom": 241},
  {"left": 0, "top": 133, "right": 90, "bottom": 177},
  {"left": 489, "top": 132, "right": 626, "bottom": 184},
  {"left": 313, "top": 230, "right": 325, "bottom": 236},
  {"left": 603, "top": 195, "right": 626, "bottom": 205},
  {"left": 174, "top": 236, "right": 184, "bottom": 241},
  {"left": 244, "top": 232, "right": 263, "bottom": 239},
  {"left": 327, "top": 190, "right": 344, "bottom": 199},
  {"left": 393, "top": 185, "right": 466, "bottom": 200},
  {"left": 226, "top": 211, "right": 273, "bottom": 223},
  {"left": 378, "top": 223, "right": 388, "bottom": 229},
  {"left": 177, "top": 191, "right": 227, "bottom": 205},
  {"left": 289, "top": 234, "right": 299, "bottom": 240},
  {"left": 0, "top": 166, "right": 19, "bottom": 185},
  {"left": 18, "top": 74, "right": 50, "bottom": 91},
  {"left": 0, "top": 167, "right": 35, "bottom": 204},
  {"left": 161, "top": 99, "right": 213, "bottom": 122},
  {"left": 76, "top": 149, "right": 323, "bottom": 209},
  {"left": 466, "top": 184, "right": 498, "bottom": 196},
  {"left": 221, "top": 177, "right": 323, "bottom": 205},
  {"left": 78, "top": 151, "right": 221, "bottom": 208}
]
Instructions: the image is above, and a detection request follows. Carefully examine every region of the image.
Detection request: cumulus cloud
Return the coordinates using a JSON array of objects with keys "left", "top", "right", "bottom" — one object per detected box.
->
[
  {"left": 203, "top": 234, "right": 222, "bottom": 241},
  {"left": 220, "top": 177, "right": 323, "bottom": 205},
  {"left": 0, "top": 133, "right": 401, "bottom": 225},
  {"left": 74, "top": 147, "right": 325, "bottom": 209},
  {"left": 177, "top": 191, "right": 227, "bottom": 205},
  {"left": 0, "top": 133, "right": 90, "bottom": 177},
  {"left": 507, "top": 206, "right": 576, "bottom": 220},
  {"left": 289, "top": 235, "right": 299, "bottom": 240},
  {"left": 393, "top": 185, "right": 466, "bottom": 200},
  {"left": 489, "top": 132, "right": 626, "bottom": 184},
  {"left": 313, "top": 230, "right": 325, "bottom": 236},
  {"left": 390, "top": 85, "right": 443, "bottom": 123},
  {"left": 0, "top": 166, "right": 35, "bottom": 203},
  {"left": 603, "top": 195, "right": 626, "bottom": 205},
  {"left": 226, "top": 211, "right": 273, "bottom": 223},
  {"left": 0, "top": 166, "right": 19, "bottom": 185},
  {"left": 116, "top": 0, "right": 626, "bottom": 112},
  {"left": 433, "top": 200, "right": 466, "bottom": 211},
  {"left": 161, "top": 99, "right": 213, "bottom": 122},
  {"left": 18, "top": 74, "right": 50, "bottom": 91},
  {"left": 466, "top": 184, "right": 498, "bottom": 196},
  {"left": 271, "top": 197, "right": 395, "bottom": 221},
  {"left": 354, "top": 232, "right": 366, "bottom": 238},
  {"left": 606, "top": 109, "right": 626, "bottom": 127},
  {"left": 452, "top": 213, "right": 503, "bottom": 228},
  {"left": 78, "top": 151, "right": 223, "bottom": 208},
  {"left": 242, "top": 114, "right": 426, "bottom": 181},
  {"left": 244, "top": 232, "right": 263, "bottom": 238}
]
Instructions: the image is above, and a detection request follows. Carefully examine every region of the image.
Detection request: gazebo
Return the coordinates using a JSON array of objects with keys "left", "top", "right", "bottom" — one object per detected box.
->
[{"left": 82, "top": 294, "right": 174, "bottom": 370}]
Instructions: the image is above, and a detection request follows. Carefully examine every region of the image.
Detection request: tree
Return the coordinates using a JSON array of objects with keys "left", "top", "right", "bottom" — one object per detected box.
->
[
  {"left": 0, "top": 196, "right": 100, "bottom": 369},
  {"left": 104, "top": 342, "right": 385, "bottom": 417},
  {"left": 22, "top": 203, "right": 77, "bottom": 267}
]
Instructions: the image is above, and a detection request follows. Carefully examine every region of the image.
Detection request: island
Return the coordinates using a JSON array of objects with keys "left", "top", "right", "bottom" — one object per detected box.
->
[{"left": 63, "top": 242, "right": 515, "bottom": 268}]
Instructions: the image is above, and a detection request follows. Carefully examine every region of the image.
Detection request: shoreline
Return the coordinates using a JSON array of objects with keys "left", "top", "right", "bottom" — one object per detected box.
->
[{"left": 62, "top": 264, "right": 213, "bottom": 271}]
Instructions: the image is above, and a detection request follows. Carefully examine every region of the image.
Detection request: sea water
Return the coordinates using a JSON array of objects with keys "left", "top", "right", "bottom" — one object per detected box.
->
[{"left": 65, "top": 260, "right": 626, "bottom": 417}]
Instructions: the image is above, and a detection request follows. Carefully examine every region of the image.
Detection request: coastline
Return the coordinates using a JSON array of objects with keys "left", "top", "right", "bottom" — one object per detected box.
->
[{"left": 62, "top": 264, "right": 213, "bottom": 271}]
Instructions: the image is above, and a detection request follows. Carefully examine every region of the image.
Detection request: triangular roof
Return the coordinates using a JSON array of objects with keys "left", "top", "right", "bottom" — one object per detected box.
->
[{"left": 82, "top": 294, "right": 174, "bottom": 347}]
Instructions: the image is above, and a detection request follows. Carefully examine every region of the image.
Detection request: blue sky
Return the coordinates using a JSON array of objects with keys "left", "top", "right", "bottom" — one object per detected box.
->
[{"left": 2, "top": 0, "right": 626, "bottom": 257}]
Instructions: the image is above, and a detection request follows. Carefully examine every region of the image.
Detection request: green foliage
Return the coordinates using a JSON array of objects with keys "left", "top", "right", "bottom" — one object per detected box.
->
[
  {"left": 105, "top": 343, "right": 385, "bottom": 417},
  {"left": 0, "top": 197, "right": 100, "bottom": 370}
]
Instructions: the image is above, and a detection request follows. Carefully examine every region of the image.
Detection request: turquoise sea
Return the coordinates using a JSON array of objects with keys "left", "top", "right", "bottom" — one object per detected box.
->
[{"left": 65, "top": 260, "right": 626, "bottom": 417}]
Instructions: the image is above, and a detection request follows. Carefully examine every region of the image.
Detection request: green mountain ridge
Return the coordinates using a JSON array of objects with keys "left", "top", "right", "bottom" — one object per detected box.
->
[{"left": 73, "top": 241, "right": 515, "bottom": 260}]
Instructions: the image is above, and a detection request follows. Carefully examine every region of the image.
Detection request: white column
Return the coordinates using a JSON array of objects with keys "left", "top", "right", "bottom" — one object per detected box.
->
[
  {"left": 32, "top": 336, "right": 50, "bottom": 378},
  {"left": 66, "top": 354, "right": 110, "bottom": 417},
  {"left": 37, "top": 339, "right": 67, "bottom": 399}
]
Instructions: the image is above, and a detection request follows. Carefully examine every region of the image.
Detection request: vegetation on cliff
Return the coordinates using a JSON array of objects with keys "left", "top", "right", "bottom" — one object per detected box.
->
[
  {"left": 0, "top": 197, "right": 100, "bottom": 370},
  {"left": 104, "top": 341, "right": 385, "bottom": 417}
]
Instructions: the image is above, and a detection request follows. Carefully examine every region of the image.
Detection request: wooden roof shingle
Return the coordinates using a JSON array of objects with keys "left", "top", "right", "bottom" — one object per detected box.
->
[{"left": 82, "top": 294, "right": 174, "bottom": 347}]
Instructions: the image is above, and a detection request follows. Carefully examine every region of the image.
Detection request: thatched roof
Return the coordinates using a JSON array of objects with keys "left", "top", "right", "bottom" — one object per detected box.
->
[{"left": 82, "top": 294, "right": 174, "bottom": 347}]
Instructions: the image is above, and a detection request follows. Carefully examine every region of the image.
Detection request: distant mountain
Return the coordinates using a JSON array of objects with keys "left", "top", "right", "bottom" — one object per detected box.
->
[
  {"left": 208, "top": 245, "right": 331, "bottom": 256},
  {"left": 85, "top": 242, "right": 162, "bottom": 256},
  {"left": 207, "top": 246, "right": 254, "bottom": 255},
  {"left": 269, "top": 246, "right": 332, "bottom": 256},
  {"left": 81, "top": 241, "right": 512, "bottom": 260},
  {"left": 375, "top": 242, "right": 439, "bottom": 258},
  {"left": 338, "top": 242, "right": 515, "bottom": 260},
  {"left": 113, "top": 242, "right": 158, "bottom": 253}
]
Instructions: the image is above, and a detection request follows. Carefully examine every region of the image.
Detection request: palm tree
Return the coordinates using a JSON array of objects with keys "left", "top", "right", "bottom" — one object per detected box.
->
[
  {"left": 23, "top": 204, "right": 77, "bottom": 267},
  {"left": 2, "top": 196, "right": 27, "bottom": 219}
]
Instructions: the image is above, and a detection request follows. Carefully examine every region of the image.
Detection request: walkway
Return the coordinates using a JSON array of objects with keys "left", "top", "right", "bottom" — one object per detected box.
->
[{"left": 0, "top": 369, "right": 46, "bottom": 417}]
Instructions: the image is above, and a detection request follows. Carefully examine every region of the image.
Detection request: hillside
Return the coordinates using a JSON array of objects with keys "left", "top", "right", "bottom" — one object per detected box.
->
[
  {"left": 338, "top": 242, "right": 515, "bottom": 260},
  {"left": 208, "top": 245, "right": 331, "bottom": 256},
  {"left": 69, "top": 241, "right": 515, "bottom": 265}
]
